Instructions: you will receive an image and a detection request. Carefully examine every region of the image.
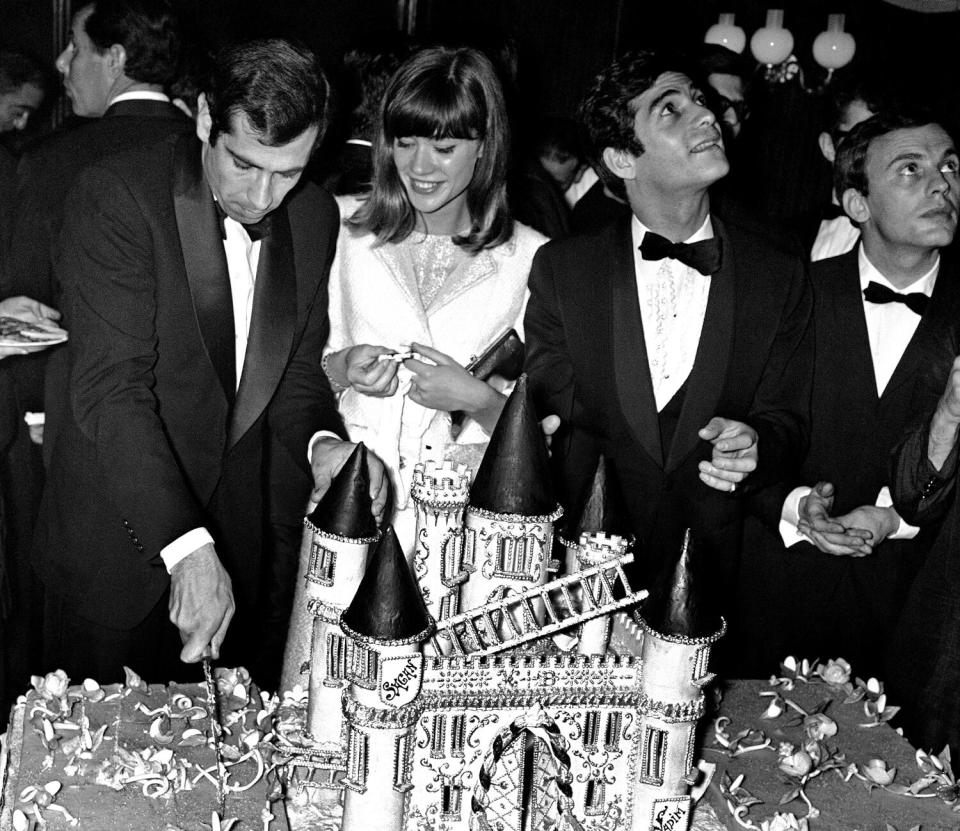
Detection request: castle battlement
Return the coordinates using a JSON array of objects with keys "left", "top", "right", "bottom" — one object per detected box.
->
[{"left": 411, "top": 460, "right": 471, "bottom": 500}]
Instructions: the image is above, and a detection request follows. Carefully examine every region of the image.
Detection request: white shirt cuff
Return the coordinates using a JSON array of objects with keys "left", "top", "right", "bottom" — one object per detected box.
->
[
  {"left": 876, "top": 486, "right": 919, "bottom": 540},
  {"left": 24, "top": 411, "right": 45, "bottom": 426},
  {"left": 779, "top": 486, "right": 813, "bottom": 547},
  {"left": 160, "top": 527, "right": 214, "bottom": 573},
  {"left": 308, "top": 430, "right": 343, "bottom": 464}
]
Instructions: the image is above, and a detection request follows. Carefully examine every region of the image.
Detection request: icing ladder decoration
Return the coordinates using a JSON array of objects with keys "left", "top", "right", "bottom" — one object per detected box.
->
[{"left": 429, "top": 551, "right": 646, "bottom": 657}]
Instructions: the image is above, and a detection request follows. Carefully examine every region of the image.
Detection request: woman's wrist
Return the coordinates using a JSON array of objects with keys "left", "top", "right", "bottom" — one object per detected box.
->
[{"left": 322, "top": 350, "right": 351, "bottom": 392}]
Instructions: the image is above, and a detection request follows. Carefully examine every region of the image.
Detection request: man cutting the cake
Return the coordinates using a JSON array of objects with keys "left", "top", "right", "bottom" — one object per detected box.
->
[
  {"left": 34, "top": 38, "right": 387, "bottom": 687},
  {"left": 524, "top": 51, "right": 813, "bottom": 657}
]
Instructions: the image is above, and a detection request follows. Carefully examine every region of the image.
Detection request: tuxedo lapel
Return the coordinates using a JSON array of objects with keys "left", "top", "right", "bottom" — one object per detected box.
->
[
  {"left": 882, "top": 251, "right": 960, "bottom": 402},
  {"left": 172, "top": 135, "right": 236, "bottom": 402},
  {"left": 823, "top": 248, "right": 878, "bottom": 407},
  {"left": 664, "top": 216, "right": 734, "bottom": 472},
  {"left": 228, "top": 205, "right": 296, "bottom": 448},
  {"left": 610, "top": 219, "right": 663, "bottom": 467}
]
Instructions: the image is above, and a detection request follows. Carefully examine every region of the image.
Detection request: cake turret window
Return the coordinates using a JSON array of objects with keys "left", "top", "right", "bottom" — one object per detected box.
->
[
  {"left": 307, "top": 543, "right": 337, "bottom": 586},
  {"left": 640, "top": 726, "right": 667, "bottom": 785}
]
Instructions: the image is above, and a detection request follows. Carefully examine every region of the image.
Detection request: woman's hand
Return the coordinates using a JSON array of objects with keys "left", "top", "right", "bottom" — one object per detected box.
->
[
  {"left": 341, "top": 344, "right": 400, "bottom": 397},
  {"left": 405, "top": 342, "right": 505, "bottom": 431}
]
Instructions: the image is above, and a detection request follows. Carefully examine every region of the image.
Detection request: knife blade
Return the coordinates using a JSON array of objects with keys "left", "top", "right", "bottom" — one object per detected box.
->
[{"left": 202, "top": 656, "right": 228, "bottom": 818}]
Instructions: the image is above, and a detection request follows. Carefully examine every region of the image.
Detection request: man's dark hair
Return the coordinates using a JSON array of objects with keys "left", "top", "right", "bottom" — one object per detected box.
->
[
  {"left": 205, "top": 39, "right": 331, "bottom": 148},
  {"left": 579, "top": 50, "right": 700, "bottom": 199},
  {"left": 820, "top": 75, "right": 894, "bottom": 138},
  {"left": 534, "top": 116, "right": 586, "bottom": 160},
  {"left": 696, "top": 44, "right": 751, "bottom": 83},
  {"left": 834, "top": 109, "right": 946, "bottom": 199},
  {"left": 0, "top": 49, "right": 45, "bottom": 95},
  {"left": 340, "top": 43, "right": 410, "bottom": 141},
  {"left": 84, "top": 0, "right": 181, "bottom": 87}
]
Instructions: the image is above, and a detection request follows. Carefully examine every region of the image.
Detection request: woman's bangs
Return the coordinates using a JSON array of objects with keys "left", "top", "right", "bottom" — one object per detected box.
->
[{"left": 386, "top": 81, "right": 483, "bottom": 141}]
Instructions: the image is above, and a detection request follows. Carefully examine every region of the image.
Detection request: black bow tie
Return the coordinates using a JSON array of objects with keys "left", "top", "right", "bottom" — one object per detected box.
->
[
  {"left": 821, "top": 202, "right": 846, "bottom": 221},
  {"left": 215, "top": 201, "right": 273, "bottom": 242},
  {"left": 639, "top": 232, "right": 723, "bottom": 276},
  {"left": 863, "top": 281, "right": 929, "bottom": 316}
]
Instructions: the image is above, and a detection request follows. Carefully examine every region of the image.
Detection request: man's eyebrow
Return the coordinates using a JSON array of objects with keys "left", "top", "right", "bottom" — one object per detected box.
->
[
  {"left": 646, "top": 85, "right": 696, "bottom": 114},
  {"left": 227, "top": 145, "right": 305, "bottom": 176},
  {"left": 885, "top": 151, "right": 923, "bottom": 169}
]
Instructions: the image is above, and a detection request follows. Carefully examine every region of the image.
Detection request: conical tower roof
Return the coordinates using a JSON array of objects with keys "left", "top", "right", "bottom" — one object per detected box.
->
[
  {"left": 470, "top": 374, "right": 558, "bottom": 516},
  {"left": 306, "top": 443, "right": 378, "bottom": 539},
  {"left": 341, "top": 525, "right": 433, "bottom": 642},
  {"left": 565, "top": 455, "right": 632, "bottom": 540},
  {"left": 638, "top": 530, "right": 721, "bottom": 638}
]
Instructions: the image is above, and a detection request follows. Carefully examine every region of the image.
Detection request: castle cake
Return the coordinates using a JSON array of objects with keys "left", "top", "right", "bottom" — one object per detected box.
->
[
  {"left": 0, "top": 667, "right": 286, "bottom": 831},
  {"left": 274, "top": 375, "right": 725, "bottom": 831}
]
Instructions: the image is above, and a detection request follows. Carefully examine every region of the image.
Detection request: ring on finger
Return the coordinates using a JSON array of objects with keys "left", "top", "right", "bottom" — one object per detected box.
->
[{"left": 729, "top": 481, "right": 736, "bottom": 493}]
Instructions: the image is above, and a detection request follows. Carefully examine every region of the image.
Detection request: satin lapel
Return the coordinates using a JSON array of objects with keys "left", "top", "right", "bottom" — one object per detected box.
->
[
  {"left": 664, "top": 216, "right": 734, "bottom": 472},
  {"left": 228, "top": 206, "right": 296, "bottom": 448},
  {"left": 610, "top": 219, "right": 663, "bottom": 467},
  {"left": 827, "top": 248, "right": 878, "bottom": 406},
  {"left": 882, "top": 251, "right": 958, "bottom": 403},
  {"left": 172, "top": 135, "right": 235, "bottom": 402}
]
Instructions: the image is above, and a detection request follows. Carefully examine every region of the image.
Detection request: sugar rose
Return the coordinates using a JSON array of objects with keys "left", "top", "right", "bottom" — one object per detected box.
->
[
  {"left": 34, "top": 669, "right": 69, "bottom": 700},
  {"left": 762, "top": 813, "right": 804, "bottom": 831},
  {"left": 819, "top": 658, "right": 851, "bottom": 685},
  {"left": 779, "top": 749, "right": 814, "bottom": 778},
  {"left": 861, "top": 758, "right": 896, "bottom": 786},
  {"left": 803, "top": 713, "right": 838, "bottom": 741}
]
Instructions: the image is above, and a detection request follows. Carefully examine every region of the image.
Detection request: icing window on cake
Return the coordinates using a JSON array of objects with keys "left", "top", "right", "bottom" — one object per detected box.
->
[
  {"left": 325, "top": 632, "right": 350, "bottom": 684},
  {"left": 463, "top": 528, "right": 478, "bottom": 572},
  {"left": 583, "top": 710, "right": 600, "bottom": 749},
  {"left": 393, "top": 733, "right": 413, "bottom": 791},
  {"left": 604, "top": 712, "right": 622, "bottom": 750},
  {"left": 307, "top": 541, "right": 337, "bottom": 586},
  {"left": 450, "top": 714, "right": 467, "bottom": 757},
  {"left": 430, "top": 714, "right": 447, "bottom": 757},
  {"left": 439, "top": 592, "right": 459, "bottom": 621},
  {"left": 640, "top": 726, "right": 667, "bottom": 785},
  {"left": 441, "top": 529, "right": 468, "bottom": 586},
  {"left": 344, "top": 727, "right": 369, "bottom": 792},
  {"left": 693, "top": 646, "right": 709, "bottom": 681},
  {"left": 348, "top": 643, "right": 379, "bottom": 689},
  {"left": 493, "top": 534, "right": 536, "bottom": 581},
  {"left": 584, "top": 778, "right": 606, "bottom": 815},
  {"left": 440, "top": 783, "right": 463, "bottom": 819}
]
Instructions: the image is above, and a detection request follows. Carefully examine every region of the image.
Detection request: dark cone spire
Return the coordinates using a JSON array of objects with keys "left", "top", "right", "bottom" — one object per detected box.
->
[
  {"left": 566, "top": 455, "right": 631, "bottom": 540},
  {"left": 470, "top": 374, "right": 557, "bottom": 515},
  {"left": 639, "top": 530, "right": 721, "bottom": 638},
  {"left": 341, "top": 525, "right": 433, "bottom": 641},
  {"left": 307, "top": 443, "right": 378, "bottom": 539}
]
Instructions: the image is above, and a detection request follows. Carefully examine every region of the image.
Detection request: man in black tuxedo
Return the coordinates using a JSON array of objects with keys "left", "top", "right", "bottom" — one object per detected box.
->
[
  {"left": 737, "top": 110, "right": 960, "bottom": 678},
  {"left": 524, "top": 52, "right": 813, "bottom": 635},
  {"left": 35, "top": 38, "right": 387, "bottom": 686}
]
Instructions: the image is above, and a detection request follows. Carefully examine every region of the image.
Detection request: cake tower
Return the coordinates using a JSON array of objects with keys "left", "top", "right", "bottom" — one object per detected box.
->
[
  {"left": 632, "top": 532, "right": 725, "bottom": 830},
  {"left": 557, "top": 456, "right": 633, "bottom": 654},
  {"left": 339, "top": 526, "right": 435, "bottom": 830},
  {"left": 458, "top": 374, "right": 563, "bottom": 627},
  {"left": 278, "top": 443, "right": 380, "bottom": 743},
  {"left": 409, "top": 459, "right": 471, "bottom": 654}
]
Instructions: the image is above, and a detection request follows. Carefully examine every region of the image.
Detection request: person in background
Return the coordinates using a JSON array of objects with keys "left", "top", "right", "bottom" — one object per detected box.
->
[
  {"left": 696, "top": 44, "right": 751, "bottom": 143},
  {"left": 323, "top": 46, "right": 547, "bottom": 554},
  {"left": 736, "top": 110, "right": 960, "bottom": 678},
  {"left": 0, "top": 50, "right": 45, "bottom": 137}
]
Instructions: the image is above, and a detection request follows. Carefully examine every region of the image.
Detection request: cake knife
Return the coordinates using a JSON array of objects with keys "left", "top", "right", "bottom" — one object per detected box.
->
[{"left": 202, "top": 657, "right": 228, "bottom": 818}]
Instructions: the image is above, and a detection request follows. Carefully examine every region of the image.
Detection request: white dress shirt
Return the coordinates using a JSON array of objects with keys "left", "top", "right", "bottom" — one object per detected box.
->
[
  {"left": 159, "top": 212, "right": 262, "bottom": 571},
  {"left": 630, "top": 215, "right": 714, "bottom": 412},
  {"left": 108, "top": 90, "right": 171, "bottom": 106},
  {"left": 780, "top": 247, "right": 938, "bottom": 546},
  {"left": 811, "top": 215, "right": 860, "bottom": 262}
]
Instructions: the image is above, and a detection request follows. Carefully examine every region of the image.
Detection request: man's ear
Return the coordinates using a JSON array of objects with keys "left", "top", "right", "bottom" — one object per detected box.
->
[
  {"left": 196, "top": 92, "right": 212, "bottom": 144},
  {"left": 841, "top": 187, "right": 869, "bottom": 224},
  {"left": 818, "top": 131, "right": 836, "bottom": 164},
  {"left": 106, "top": 43, "right": 126, "bottom": 80},
  {"left": 601, "top": 146, "right": 637, "bottom": 182}
]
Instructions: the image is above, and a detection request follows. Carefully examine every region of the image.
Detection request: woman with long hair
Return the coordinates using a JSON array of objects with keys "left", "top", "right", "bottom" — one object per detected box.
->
[{"left": 322, "top": 45, "right": 547, "bottom": 550}]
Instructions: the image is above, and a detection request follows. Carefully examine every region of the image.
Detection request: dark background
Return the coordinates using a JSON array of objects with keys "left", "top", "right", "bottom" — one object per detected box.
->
[{"left": 3, "top": 0, "right": 959, "bottom": 222}]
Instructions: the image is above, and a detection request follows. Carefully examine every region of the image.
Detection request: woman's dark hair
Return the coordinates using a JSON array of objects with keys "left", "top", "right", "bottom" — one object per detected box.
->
[
  {"left": 349, "top": 45, "right": 513, "bottom": 254},
  {"left": 205, "top": 38, "right": 331, "bottom": 148}
]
